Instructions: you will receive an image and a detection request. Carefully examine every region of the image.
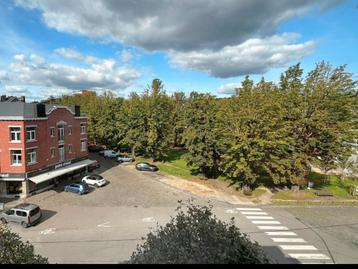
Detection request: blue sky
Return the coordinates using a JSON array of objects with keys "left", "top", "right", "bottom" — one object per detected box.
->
[{"left": 0, "top": 0, "right": 357, "bottom": 101}]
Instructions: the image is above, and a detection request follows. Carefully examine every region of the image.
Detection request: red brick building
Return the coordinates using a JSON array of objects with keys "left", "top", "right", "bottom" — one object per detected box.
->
[{"left": 0, "top": 102, "right": 94, "bottom": 198}]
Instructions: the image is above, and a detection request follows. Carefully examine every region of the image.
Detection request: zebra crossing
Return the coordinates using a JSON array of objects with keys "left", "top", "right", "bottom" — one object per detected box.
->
[{"left": 235, "top": 207, "right": 334, "bottom": 264}]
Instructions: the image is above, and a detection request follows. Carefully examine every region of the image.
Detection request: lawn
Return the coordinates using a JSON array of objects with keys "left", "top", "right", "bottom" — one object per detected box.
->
[
  {"left": 272, "top": 172, "right": 358, "bottom": 200},
  {"left": 137, "top": 149, "right": 358, "bottom": 202}
]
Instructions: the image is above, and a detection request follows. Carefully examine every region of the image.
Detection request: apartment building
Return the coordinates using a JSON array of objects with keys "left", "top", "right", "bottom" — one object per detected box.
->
[{"left": 0, "top": 102, "right": 94, "bottom": 198}]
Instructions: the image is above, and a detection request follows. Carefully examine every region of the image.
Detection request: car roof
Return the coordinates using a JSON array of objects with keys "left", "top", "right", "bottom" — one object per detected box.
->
[{"left": 14, "top": 203, "right": 39, "bottom": 211}]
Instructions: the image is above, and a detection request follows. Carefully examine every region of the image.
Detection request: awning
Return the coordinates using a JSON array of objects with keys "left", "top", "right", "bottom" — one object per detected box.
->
[
  {"left": 28, "top": 159, "right": 96, "bottom": 184},
  {"left": 0, "top": 178, "right": 25, "bottom": 182}
]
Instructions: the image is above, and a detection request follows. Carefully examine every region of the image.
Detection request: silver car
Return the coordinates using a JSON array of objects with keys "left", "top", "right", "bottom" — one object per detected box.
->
[{"left": 0, "top": 203, "right": 42, "bottom": 228}]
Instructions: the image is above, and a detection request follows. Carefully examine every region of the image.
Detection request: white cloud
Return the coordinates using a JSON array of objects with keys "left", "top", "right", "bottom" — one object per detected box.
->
[
  {"left": 1, "top": 49, "right": 141, "bottom": 100},
  {"left": 217, "top": 83, "right": 242, "bottom": 95},
  {"left": 8, "top": 50, "right": 140, "bottom": 90},
  {"left": 168, "top": 33, "right": 315, "bottom": 78}
]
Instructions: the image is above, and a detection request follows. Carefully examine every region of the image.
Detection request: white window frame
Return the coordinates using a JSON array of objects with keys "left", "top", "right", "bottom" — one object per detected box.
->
[
  {"left": 68, "top": 125, "right": 72, "bottom": 135},
  {"left": 50, "top": 127, "right": 55, "bottom": 138},
  {"left": 58, "top": 126, "right": 65, "bottom": 142},
  {"left": 10, "top": 149, "right": 22, "bottom": 166},
  {"left": 26, "top": 148, "right": 37, "bottom": 165},
  {"left": 9, "top": 126, "right": 21, "bottom": 143},
  {"left": 80, "top": 139, "right": 87, "bottom": 152},
  {"left": 80, "top": 123, "right": 86, "bottom": 134},
  {"left": 26, "top": 126, "right": 37, "bottom": 142}
]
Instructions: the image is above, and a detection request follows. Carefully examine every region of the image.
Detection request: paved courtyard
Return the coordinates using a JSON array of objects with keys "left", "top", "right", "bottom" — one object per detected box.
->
[{"left": 3, "top": 154, "right": 358, "bottom": 264}]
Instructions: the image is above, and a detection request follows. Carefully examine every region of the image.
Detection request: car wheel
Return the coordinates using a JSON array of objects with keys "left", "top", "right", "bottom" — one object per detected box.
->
[
  {"left": 1, "top": 218, "right": 7, "bottom": 224},
  {"left": 21, "top": 221, "right": 28, "bottom": 228}
]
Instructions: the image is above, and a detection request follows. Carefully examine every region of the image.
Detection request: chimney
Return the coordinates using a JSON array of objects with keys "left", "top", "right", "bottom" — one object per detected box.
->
[
  {"left": 74, "top": 105, "right": 81, "bottom": 117},
  {"left": 36, "top": 103, "right": 46, "bottom": 117}
]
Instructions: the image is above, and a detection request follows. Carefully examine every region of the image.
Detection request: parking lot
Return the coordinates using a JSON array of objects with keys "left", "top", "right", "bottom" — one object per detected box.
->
[{"left": 3, "top": 154, "right": 358, "bottom": 264}]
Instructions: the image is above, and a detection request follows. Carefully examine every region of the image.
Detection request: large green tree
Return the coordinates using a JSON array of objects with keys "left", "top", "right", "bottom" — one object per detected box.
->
[{"left": 183, "top": 92, "right": 223, "bottom": 178}]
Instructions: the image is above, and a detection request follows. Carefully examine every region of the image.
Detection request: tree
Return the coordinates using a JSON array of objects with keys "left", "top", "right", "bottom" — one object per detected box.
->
[
  {"left": 142, "top": 79, "right": 174, "bottom": 161},
  {"left": 220, "top": 77, "right": 295, "bottom": 188},
  {"left": 129, "top": 201, "right": 272, "bottom": 264},
  {"left": 0, "top": 223, "right": 48, "bottom": 264},
  {"left": 183, "top": 92, "right": 223, "bottom": 178},
  {"left": 171, "top": 91, "right": 187, "bottom": 147}
]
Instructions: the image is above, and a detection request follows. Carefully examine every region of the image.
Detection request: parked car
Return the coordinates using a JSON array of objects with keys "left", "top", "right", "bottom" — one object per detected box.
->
[
  {"left": 88, "top": 144, "right": 105, "bottom": 153},
  {"left": 135, "top": 162, "right": 159, "bottom": 172},
  {"left": 81, "top": 174, "right": 107, "bottom": 187},
  {"left": 0, "top": 203, "right": 42, "bottom": 228},
  {"left": 102, "top": 150, "right": 120, "bottom": 158},
  {"left": 64, "top": 182, "right": 90, "bottom": 195},
  {"left": 117, "top": 155, "right": 135, "bottom": 163},
  {"left": 88, "top": 160, "right": 100, "bottom": 172}
]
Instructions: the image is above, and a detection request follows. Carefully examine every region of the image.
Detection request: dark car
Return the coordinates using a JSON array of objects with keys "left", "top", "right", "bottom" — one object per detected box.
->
[
  {"left": 135, "top": 162, "right": 159, "bottom": 172},
  {"left": 64, "top": 182, "right": 90, "bottom": 195},
  {"left": 88, "top": 160, "right": 100, "bottom": 172}
]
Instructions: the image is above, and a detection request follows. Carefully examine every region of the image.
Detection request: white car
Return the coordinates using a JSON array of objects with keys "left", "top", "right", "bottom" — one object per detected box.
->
[
  {"left": 102, "top": 150, "right": 120, "bottom": 158},
  {"left": 81, "top": 174, "right": 107, "bottom": 187}
]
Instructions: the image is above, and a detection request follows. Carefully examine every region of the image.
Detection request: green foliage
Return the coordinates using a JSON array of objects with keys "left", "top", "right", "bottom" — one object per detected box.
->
[
  {"left": 0, "top": 223, "right": 49, "bottom": 264},
  {"left": 129, "top": 201, "right": 272, "bottom": 264},
  {"left": 183, "top": 92, "right": 223, "bottom": 178}
]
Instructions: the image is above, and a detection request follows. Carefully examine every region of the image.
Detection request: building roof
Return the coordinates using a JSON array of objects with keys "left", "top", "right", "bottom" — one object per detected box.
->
[{"left": 0, "top": 102, "right": 84, "bottom": 119}]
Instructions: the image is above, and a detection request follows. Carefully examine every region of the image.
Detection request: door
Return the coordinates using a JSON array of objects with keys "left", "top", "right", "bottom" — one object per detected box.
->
[
  {"left": 5, "top": 209, "right": 16, "bottom": 222},
  {"left": 59, "top": 145, "right": 65, "bottom": 162}
]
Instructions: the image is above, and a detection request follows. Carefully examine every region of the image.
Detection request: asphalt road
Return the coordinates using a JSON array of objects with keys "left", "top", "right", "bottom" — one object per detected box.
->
[{"left": 4, "top": 155, "right": 358, "bottom": 264}]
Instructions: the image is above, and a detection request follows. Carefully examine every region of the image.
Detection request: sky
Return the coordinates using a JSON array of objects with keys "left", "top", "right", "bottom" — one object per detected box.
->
[{"left": 0, "top": 0, "right": 357, "bottom": 101}]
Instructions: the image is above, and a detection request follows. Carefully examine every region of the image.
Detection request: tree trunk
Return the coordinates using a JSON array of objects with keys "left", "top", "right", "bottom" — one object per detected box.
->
[{"left": 131, "top": 145, "right": 136, "bottom": 158}]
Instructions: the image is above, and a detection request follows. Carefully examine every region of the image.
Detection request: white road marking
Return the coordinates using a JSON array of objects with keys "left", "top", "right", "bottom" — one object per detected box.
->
[
  {"left": 241, "top": 212, "right": 268, "bottom": 215},
  {"left": 288, "top": 253, "right": 331, "bottom": 260},
  {"left": 97, "top": 222, "right": 112, "bottom": 228},
  {"left": 265, "top": 231, "right": 297, "bottom": 236},
  {"left": 39, "top": 228, "right": 56, "bottom": 235},
  {"left": 246, "top": 216, "right": 274, "bottom": 220},
  {"left": 142, "top": 217, "right": 156, "bottom": 223},
  {"left": 280, "top": 245, "right": 317, "bottom": 250},
  {"left": 225, "top": 209, "right": 237, "bottom": 214},
  {"left": 252, "top": 220, "right": 281, "bottom": 224},
  {"left": 302, "top": 262, "right": 334, "bottom": 264},
  {"left": 236, "top": 208, "right": 262, "bottom": 211},
  {"left": 272, "top": 238, "right": 306, "bottom": 243},
  {"left": 258, "top": 226, "right": 289, "bottom": 230}
]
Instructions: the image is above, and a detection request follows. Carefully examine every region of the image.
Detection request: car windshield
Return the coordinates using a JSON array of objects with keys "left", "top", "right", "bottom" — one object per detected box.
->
[
  {"left": 29, "top": 207, "right": 40, "bottom": 216},
  {"left": 92, "top": 175, "right": 103, "bottom": 180}
]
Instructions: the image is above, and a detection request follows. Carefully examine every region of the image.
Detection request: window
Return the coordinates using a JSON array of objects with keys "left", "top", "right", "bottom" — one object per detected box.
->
[
  {"left": 10, "top": 127, "right": 21, "bottom": 142},
  {"left": 29, "top": 207, "right": 40, "bottom": 216},
  {"left": 69, "top": 145, "right": 73, "bottom": 153},
  {"left": 80, "top": 123, "right": 86, "bottom": 134},
  {"left": 68, "top": 126, "right": 72, "bottom": 135},
  {"left": 11, "top": 150, "right": 22, "bottom": 165},
  {"left": 6, "top": 210, "right": 15, "bottom": 215},
  {"left": 81, "top": 140, "right": 87, "bottom": 152},
  {"left": 50, "top": 148, "right": 56, "bottom": 158},
  {"left": 16, "top": 211, "right": 27, "bottom": 217},
  {"left": 26, "top": 126, "right": 36, "bottom": 141},
  {"left": 27, "top": 149, "right": 37, "bottom": 165},
  {"left": 58, "top": 126, "right": 65, "bottom": 142},
  {"left": 50, "top": 127, "right": 55, "bottom": 137}
]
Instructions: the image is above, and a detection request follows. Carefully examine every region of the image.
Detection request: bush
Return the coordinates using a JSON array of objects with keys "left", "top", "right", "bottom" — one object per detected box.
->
[
  {"left": 0, "top": 223, "right": 48, "bottom": 264},
  {"left": 129, "top": 200, "right": 272, "bottom": 264}
]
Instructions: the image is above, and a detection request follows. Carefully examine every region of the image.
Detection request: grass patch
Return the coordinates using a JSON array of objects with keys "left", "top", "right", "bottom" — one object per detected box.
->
[{"left": 251, "top": 188, "right": 267, "bottom": 198}]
